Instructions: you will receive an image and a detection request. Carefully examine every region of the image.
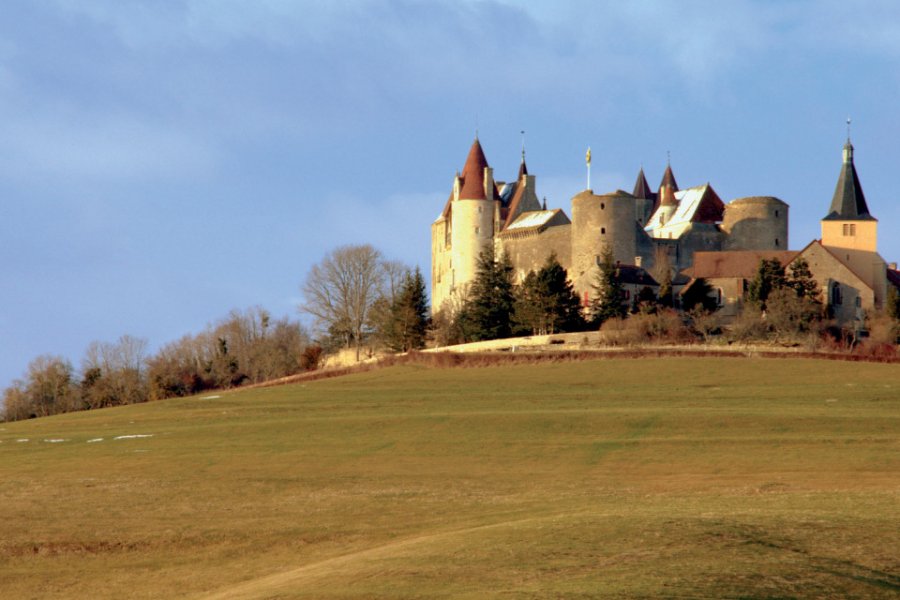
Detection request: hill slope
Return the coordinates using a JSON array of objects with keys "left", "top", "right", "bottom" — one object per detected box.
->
[{"left": 1, "top": 357, "right": 898, "bottom": 598}]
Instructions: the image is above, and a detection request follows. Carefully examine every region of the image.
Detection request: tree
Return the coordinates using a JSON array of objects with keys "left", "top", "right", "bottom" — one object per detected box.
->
[
  {"left": 747, "top": 258, "right": 786, "bottom": 310},
  {"left": 653, "top": 247, "right": 674, "bottom": 308},
  {"left": 515, "top": 253, "right": 583, "bottom": 334},
  {"left": 382, "top": 268, "right": 429, "bottom": 352},
  {"left": 590, "top": 244, "right": 627, "bottom": 326},
  {"left": 301, "top": 244, "right": 385, "bottom": 361},
  {"left": 888, "top": 285, "right": 900, "bottom": 322},
  {"left": 81, "top": 335, "right": 149, "bottom": 409},
  {"left": 682, "top": 278, "right": 718, "bottom": 313},
  {"left": 467, "top": 244, "right": 516, "bottom": 341},
  {"left": 787, "top": 258, "right": 821, "bottom": 302}
]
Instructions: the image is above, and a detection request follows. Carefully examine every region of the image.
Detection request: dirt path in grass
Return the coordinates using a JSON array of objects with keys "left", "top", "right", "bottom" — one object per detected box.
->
[{"left": 198, "top": 511, "right": 594, "bottom": 600}]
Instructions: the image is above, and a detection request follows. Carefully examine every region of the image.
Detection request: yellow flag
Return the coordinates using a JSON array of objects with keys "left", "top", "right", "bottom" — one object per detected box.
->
[{"left": 586, "top": 147, "right": 591, "bottom": 165}]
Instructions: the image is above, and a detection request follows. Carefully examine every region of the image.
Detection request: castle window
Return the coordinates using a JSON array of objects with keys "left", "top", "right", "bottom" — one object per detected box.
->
[
  {"left": 775, "top": 210, "right": 779, "bottom": 218},
  {"left": 855, "top": 296, "right": 861, "bottom": 308},
  {"left": 474, "top": 226, "right": 480, "bottom": 234},
  {"left": 831, "top": 282, "right": 842, "bottom": 306},
  {"left": 843, "top": 223, "right": 857, "bottom": 236},
  {"left": 478, "top": 206, "right": 483, "bottom": 214},
  {"left": 601, "top": 203, "right": 605, "bottom": 210},
  {"left": 601, "top": 227, "right": 606, "bottom": 235},
  {"left": 775, "top": 238, "right": 780, "bottom": 247},
  {"left": 716, "top": 288, "right": 724, "bottom": 307}
]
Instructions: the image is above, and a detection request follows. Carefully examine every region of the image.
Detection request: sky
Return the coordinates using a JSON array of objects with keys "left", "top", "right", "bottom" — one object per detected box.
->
[{"left": 2, "top": 0, "right": 900, "bottom": 388}]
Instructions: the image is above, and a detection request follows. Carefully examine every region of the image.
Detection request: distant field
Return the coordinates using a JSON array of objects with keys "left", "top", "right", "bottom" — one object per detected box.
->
[{"left": 1, "top": 357, "right": 898, "bottom": 599}]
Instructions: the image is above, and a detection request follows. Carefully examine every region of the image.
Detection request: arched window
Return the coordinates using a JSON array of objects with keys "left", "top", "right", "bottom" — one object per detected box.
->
[{"left": 831, "top": 282, "right": 842, "bottom": 306}]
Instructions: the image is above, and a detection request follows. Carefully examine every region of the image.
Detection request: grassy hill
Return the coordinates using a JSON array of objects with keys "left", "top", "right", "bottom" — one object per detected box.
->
[{"left": 1, "top": 357, "right": 898, "bottom": 599}]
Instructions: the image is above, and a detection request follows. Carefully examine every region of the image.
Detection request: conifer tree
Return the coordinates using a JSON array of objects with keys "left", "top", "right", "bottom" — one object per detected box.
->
[
  {"left": 590, "top": 244, "right": 627, "bottom": 325},
  {"left": 467, "top": 244, "right": 515, "bottom": 341},
  {"left": 514, "top": 253, "right": 584, "bottom": 334},
  {"left": 386, "top": 268, "right": 429, "bottom": 352},
  {"left": 787, "top": 258, "right": 820, "bottom": 301},
  {"left": 747, "top": 258, "right": 787, "bottom": 310}
]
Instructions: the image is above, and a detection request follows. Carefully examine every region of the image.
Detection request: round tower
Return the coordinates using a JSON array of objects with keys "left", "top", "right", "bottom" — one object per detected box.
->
[
  {"left": 722, "top": 196, "right": 789, "bottom": 250},
  {"left": 448, "top": 138, "right": 496, "bottom": 295},
  {"left": 571, "top": 189, "right": 637, "bottom": 294}
]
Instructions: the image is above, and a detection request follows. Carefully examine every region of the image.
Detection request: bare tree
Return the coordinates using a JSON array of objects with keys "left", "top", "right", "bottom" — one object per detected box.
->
[{"left": 301, "top": 244, "right": 385, "bottom": 361}]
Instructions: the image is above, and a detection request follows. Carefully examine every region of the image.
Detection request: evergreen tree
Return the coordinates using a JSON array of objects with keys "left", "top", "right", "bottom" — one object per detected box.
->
[
  {"left": 787, "top": 258, "right": 820, "bottom": 301},
  {"left": 386, "top": 268, "right": 429, "bottom": 352},
  {"left": 514, "top": 253, "right": 584, "bottom": 334},
  {"left": 467, "top": 244, "right": 516, "bottom": 341},
  {"left": 590, "top": 244, "right": 627, "bottom": 325},
  {"left": 747, "top": 258, "right": 787, "bottom": 310},
  {"left": 682, "top": 277, "right": 718, "bottom": 312},
  {"left": 888, "top": 285, "right": 900, "bottom": 322}
]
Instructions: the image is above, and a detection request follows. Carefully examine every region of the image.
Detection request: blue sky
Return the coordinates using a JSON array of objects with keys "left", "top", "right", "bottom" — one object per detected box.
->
[{"left": 2, "top": 0, "right": 900, "bottom": 387}]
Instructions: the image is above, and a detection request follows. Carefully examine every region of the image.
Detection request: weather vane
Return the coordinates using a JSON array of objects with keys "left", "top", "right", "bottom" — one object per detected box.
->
[
  {"left": 521, "top": 130, "right": 526, "bottom": 161},
  {"left": 846, "top": 116, "right": 852, "bottom": 142}
]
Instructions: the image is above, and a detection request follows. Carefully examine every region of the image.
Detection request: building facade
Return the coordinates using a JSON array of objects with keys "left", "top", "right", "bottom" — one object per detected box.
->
[{"left": 432, "top": 137, "right": 789, "bottom": 314}]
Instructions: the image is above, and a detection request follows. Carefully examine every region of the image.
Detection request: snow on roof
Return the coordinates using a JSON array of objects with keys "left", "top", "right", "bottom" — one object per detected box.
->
[
  {"left": 506, "top": 209, "right": 558, "bottom": 230},
  {"left": 645, "top": 184, "right": 711, "bottom": 238}
]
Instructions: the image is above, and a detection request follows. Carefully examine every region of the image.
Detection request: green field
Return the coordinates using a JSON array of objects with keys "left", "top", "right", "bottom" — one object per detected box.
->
[{"left": 1, "top": 357, "right": 898, "bottom": 599}]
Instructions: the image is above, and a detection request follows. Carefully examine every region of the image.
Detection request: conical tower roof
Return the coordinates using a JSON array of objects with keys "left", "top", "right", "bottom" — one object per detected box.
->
[
  {"left": 459, "top": 138, "right": 489, "bottom": 200},
  {"left": 659, "top": 164, "right": 678, "bottom": 192},
  {"left": 823, "top": 141, "right": 874, "bottom": 221},
  {"left": 632, "top": 167, "right": 652, "bottom": 199}
]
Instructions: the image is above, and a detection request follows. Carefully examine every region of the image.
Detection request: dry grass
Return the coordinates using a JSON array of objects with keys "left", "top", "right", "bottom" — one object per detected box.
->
[{"left": 0, "top": 357, "right": 898, "bottom": 598}]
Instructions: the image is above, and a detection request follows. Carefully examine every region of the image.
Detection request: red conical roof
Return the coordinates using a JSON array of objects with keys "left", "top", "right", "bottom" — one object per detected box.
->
[
  {"left": 659, "top": 164, "right": 678, "bottom": 192},
  {"left": 458, "top": 138, "right": 489, "bottom": 200}
]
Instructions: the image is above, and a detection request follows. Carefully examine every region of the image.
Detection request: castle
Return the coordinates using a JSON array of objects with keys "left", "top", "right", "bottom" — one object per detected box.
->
[{"left": 431, "top": 136, "right": 895, "bottom": 325}]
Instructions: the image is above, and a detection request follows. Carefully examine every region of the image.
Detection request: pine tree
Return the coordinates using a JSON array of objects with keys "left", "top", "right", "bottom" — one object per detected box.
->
[
  {"left": 514, "top": 253, "right": 584, "bottom": 334},
  {"left": 467, "top": 244, "right": 515, "bottom": 341},
  {"left": 787, "top": 258, "right": 820, "bottom": 301},
  {"left": 747, "top": 258, "right": 787, "bottom": 309},
  {"left": 590, "top": 245, "right": 627, "bottom": 325},
  {"left": 682, "top": 277, "right": 718, "bottom": 312}
]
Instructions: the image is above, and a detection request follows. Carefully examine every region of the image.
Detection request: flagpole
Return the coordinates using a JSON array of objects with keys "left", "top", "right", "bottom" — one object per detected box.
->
[{"left": 586, "top": 146, "right": 592, "bottom": 191}]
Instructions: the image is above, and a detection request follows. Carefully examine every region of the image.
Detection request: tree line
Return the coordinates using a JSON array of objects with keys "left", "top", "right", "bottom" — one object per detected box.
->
[
  {"left": 3, "top": 243, "right": 430, "bottom": 422},
  {"left": 2, "top": 307, "right": 315, "bottom": 421}
]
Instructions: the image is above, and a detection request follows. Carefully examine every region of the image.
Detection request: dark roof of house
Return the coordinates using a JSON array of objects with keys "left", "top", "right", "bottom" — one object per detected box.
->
[
  {"left": 616, "top": 265, "right": 659, "bottom": 286},
  {"left": 887, "top": 268, "right": 900, "bottom": 291},
  {"left": 823, "top": 141, "right": 875, "bottom": 221},
  {"left": 685, "top": 250, "right": 799, "bottom": 280}
]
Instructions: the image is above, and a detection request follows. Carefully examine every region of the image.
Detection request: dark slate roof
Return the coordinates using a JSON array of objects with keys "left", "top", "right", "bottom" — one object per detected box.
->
[
  {"left": 632, "top": 168, "right": 653, "bottom": 199},
  {"left": 823, "top": 142, "right": 875, "bottom": 221},
  {"left": 887, "top": 268, "right": 900, "bottom": 291},
  {"left": 616, "top": 265, "right": 659, "bottom": 286}
]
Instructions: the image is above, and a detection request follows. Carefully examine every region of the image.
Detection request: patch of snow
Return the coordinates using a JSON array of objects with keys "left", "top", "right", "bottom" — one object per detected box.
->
[
  {"left": 201, "top": 395, "right": 221, "bottom": 399},
  {"left": 113, "top": 434, "right": 154, "bottom": 440},
  {"left": 43, "top": 439, "right": 68, "bottom": 443},
  {"left": 87, "top": 438, "right": 104, "bottom": 443},
  {"left": 16, "top": 439, "right": 29, "bottom": 443}
]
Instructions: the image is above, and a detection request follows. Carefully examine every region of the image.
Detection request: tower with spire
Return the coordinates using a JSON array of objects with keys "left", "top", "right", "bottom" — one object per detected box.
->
[{"left": 821, "top": 136, "right": 877, "bottom": 253}]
